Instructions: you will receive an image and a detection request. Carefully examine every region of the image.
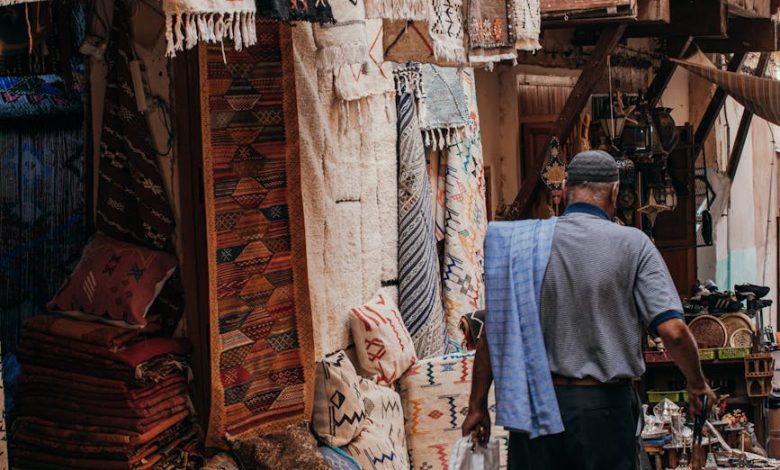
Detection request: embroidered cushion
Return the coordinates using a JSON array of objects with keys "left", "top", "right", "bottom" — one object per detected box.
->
[
  {"left": 345, "top": 425, "right": 406, "bottom": 469},
  {"left": 398, "top": 352, "right": 508, "bottom": 469},
  {"left": 47, "top": 233, "right": 177, "bottom": 327},
  {"left": 345, "top": 378, "right": 409, "bottom": 468},
  {"left": 313, "top": 351, "right": 367, "bottom": 447},
  {"left": 350, "top": 289, "right": 417, "bottom": 386}
]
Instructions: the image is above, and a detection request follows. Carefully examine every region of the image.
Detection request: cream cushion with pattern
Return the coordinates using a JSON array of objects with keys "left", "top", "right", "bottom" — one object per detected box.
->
[
  {"left": 313, "top": 351, "right": 367, "bottom": 446},
  {"left": 350, "top": 289, "right": 417, "bottom": 386}
]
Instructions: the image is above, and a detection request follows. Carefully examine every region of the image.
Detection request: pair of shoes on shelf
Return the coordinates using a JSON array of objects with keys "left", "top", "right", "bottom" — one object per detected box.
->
[
  {"left": 735, "top": 283, "right": 770, "bottom": 299},
  {"left": 707, "top": 292, "right": 743, "bottom": 313}
]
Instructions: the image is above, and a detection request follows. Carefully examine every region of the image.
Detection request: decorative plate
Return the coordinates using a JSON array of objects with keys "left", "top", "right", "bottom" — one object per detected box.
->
[
  {"left": 541, "top": 137, "right": 566, "bottom": 192},
  {"left": 729, "top": 328, "right": 754, "bottom": 348},
  {"left": 688, "top": 315, "right": 728, "bottom": 349},
  {"left": 719, "top": 312, "right": 756, "bottom": 339}
]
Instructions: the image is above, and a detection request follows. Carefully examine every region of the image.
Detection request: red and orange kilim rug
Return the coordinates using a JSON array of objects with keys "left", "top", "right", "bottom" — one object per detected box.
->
[{"left": 200, "top": 21, "right": 315, "bottom": 448}]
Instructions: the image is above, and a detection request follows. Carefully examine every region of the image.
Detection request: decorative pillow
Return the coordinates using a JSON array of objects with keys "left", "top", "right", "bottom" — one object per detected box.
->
[
  {"left": 229, "top": 422, "right": 330, "bottom": 470},
  {"left": 348, "top": 378, "right": 409, "bottom": 468},
  {"left": 345, "top": 426, "right": 406, "bottom": 469},
  {"left": 313, "top": 351, "right": 367, "bottom": 447},
  {"left": 319, "top": 445, "right": 362, "bottom": 470},
  {"left": 399, "top": 352, "right": 508, "bottom": 469},
  {"left": 349, "top": 289, "right": 417, "bottom": 386},
  {"left": 47, "top": 234, "right": 177, "bottom": 327}
]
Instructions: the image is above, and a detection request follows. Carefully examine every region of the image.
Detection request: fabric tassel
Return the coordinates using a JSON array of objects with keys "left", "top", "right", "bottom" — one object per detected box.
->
[
  {"left": 185, "top": 15, "right": 198, "bottom": 49},
  {"left": 165, "top": 14, "right": 176, "bottom": 57},
  {"left": 173, "top": 14, "right": 185, "bottom": 52},
  {"left": 340, "top": 101, "right": 349, "bottom": 135},
  {"left": 232, "top": 13, "right": 242, "bottom": 51},
  {"left": 224, "top": 13, "right": 234, "bottom": 41}
]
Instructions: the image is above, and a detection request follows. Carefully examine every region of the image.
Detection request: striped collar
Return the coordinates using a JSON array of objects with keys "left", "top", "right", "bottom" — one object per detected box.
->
[{"left": 564, "top": 202, "right": 610, "bottom": 220}]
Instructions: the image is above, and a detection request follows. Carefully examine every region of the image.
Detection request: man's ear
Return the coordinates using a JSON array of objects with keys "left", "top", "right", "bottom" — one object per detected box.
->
[{"left": 611, "top": 182, "right": 619, "bottom": 204}]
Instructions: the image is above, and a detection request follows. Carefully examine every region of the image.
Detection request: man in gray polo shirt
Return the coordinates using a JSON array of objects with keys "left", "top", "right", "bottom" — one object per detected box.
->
[{"left": 463, "top": 150, "right": 716, "bottom": 469}]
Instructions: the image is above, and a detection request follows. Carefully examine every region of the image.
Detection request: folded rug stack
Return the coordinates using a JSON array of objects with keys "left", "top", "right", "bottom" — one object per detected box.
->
[{"left": 10, "top": 316, "right": 202, "bottom": 470}]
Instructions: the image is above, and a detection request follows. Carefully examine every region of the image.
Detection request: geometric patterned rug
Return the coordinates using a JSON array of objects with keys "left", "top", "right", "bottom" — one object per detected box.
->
[{"left": 200, "top": 21, "right": 314, "bottom": 449}]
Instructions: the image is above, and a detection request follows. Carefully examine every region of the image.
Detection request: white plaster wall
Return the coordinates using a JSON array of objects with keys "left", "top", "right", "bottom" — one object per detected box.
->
[{"left": 658, "top": 67, "right": 690, "bottom": 126}]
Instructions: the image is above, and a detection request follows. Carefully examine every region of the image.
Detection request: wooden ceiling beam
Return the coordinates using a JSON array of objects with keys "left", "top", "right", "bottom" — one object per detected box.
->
[
  {"left": 541, "top": 0, "right": 668, "bottom": 28},
  {"left": 726, "top": 52, "right": 771, "bottom": 180},
  {"left": 693, "top": 52, "right": 748, "bottom": 155},
  {"left": 726, "top": 0, "right": 772, "bottom": 18},
  {"left": 505, "top": 23, "right": 627, "bottom": 220},
  {"left": 625, "top": 0, "right": 727, "bottom": 38},
  {"left": 697, "top": 18, "right": 779, "bottom": 53}
]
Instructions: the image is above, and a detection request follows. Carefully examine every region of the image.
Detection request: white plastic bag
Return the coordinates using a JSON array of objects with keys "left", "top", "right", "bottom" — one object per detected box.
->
[{"left": 448, "top": 435, "right": 500, "bottom": 470}]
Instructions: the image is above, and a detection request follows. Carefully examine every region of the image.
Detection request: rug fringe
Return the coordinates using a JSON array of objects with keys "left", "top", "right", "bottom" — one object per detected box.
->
[
  {"left": 367, "top": 0, "right": 428, "bottom": 20},
  {"left": 394, "top": 67, "right": 424, "bottom": 98},
  {"left": 315, "top": 42, "right": 368, "bottom": 70},
  {"left": 432, "top": 41, "right": 466, "bottom": 64},
  {"left": 165, "top": 11, "right": 257, "bottom": 58},
  {"left": 515, "top": 37, "right": 542, "bottom": 52},
  {"left": 422, "top": 127, "right": 464, "bottom": 150}
]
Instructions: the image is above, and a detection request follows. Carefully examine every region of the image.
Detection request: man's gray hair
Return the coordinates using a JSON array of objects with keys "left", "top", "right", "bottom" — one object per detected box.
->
[{"left": 566, "top": 181, "right": 618, "bottom": 205}]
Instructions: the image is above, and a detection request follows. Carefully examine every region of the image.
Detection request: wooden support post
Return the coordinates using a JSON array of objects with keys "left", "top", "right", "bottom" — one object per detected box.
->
[
  {"left": 693, "top": 52, "right": 747, "bottom": 156},
  {"left": 726, "top": 52, "right": 771, "bottom": 180},
  {"left": 505, "top": 23, "right": 627, "bottom": 220},
  {"left": 647, "top": 36, "right": 694, "bottom": 108}
]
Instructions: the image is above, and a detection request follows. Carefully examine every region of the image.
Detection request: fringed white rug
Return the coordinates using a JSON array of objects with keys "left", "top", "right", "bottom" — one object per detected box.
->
[
  {"left": 292, "top": 23, "right": 398, "bottom": 358},
  {"left": 163, "top": 0, "right": 257, "bottom": 57}
]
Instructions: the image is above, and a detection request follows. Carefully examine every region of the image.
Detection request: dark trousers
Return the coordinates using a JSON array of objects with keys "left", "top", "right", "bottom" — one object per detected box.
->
[{"left": 508, "top": 385, "right": 640, "bottom": 470}]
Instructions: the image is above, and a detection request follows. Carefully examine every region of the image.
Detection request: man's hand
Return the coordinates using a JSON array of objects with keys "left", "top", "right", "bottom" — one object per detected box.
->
[
  {"left": 687, "top": 380, "right": 717, "bottom": 417},
  {"left": 462, "top": 402, "right": 491, "bottom": 446}
]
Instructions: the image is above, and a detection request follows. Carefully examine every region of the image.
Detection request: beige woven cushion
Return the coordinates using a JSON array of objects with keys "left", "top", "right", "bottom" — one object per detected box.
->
[
  {"left": 343, "top": 378, "right": 409, "bottom": 467},
  {"left": 350, "top": 288, "right": 417, "bottom": 385},
  {"left": 313, "top": 351, "right": 367, "bottom": 446}
]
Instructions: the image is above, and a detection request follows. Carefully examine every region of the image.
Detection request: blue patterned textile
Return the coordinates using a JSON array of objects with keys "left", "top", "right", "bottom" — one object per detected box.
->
[
  {"left": 319, "top": 445, "right": 361, "bottom": 470},
  {"left": 485, "top": 219, "right": 563, "bottom": 438}
]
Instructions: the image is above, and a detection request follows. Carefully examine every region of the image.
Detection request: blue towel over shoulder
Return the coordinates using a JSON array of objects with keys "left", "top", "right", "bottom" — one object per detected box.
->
[{"left": 485, "top": 219, "right": 563, "bottom": 438}]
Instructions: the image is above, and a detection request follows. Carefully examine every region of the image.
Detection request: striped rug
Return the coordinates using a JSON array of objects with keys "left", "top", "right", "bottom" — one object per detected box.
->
[
  {"left": 674, "top": 51, "right": 780, "bottom": 126},
  {"left": 396, "top": 66, "right": 447, "bottom": 359}
]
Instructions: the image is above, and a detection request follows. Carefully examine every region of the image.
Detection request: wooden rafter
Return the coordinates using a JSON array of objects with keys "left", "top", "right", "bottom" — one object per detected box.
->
[
  {"left": 693, "top": 52, "right": 748, "bottom": 155},
  {"left": 505, "top": 23, "right": 627, "bottom": 220},
  {"left": 697, "top": 18, "right": 779, "bottom": 53},
  {"left": 726, "top": 52, "right": 771, "bottom": 179},
  {"left": 626, "top": 0, "right": 727, "bottom": 38}
]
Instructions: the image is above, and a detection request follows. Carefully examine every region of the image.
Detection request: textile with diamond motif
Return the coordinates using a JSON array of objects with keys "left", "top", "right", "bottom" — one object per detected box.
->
[
  {"left": 96, "top": 13, "right": 182, "bottom": 335},
  {"left": 398, "top": 352, "right": 508, "bottom": 469},
  {"left": 201, "top": 21, "right": 314, "bottom": 448}
]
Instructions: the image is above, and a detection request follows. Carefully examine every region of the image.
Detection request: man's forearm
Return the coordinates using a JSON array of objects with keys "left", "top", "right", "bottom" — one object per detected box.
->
[
  {"left": 469, "top": 333, "right": 494, "bottom": 408},
  {"left": 659, "top": 320, "right": 707, "bottom": 387}
]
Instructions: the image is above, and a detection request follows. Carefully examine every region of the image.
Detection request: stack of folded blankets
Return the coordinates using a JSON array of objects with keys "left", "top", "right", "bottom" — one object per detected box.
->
[{"left": 10, "top": 315, "right": 202, "bottom": 470}]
